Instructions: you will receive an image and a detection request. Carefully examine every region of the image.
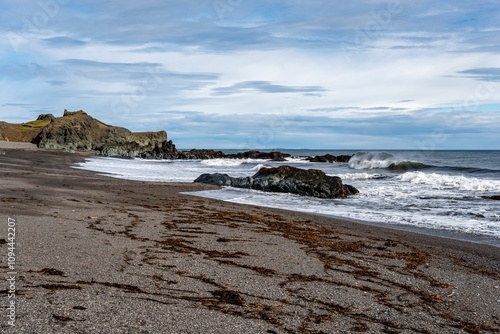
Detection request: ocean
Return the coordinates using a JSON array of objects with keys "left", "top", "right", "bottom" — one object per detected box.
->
[{"left": 73, "top": 150, "right": 500, "bottom": 247}]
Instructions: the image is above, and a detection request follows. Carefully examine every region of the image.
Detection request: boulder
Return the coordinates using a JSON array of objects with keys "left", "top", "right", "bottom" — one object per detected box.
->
[
  {"left": 306, "top": 154, "right": 352, "bottom": 163},
  {"left": 226, "top": 150, "right": 291, "bottom": 161},
  {"left": 482, "top": 195, "right": 500, "bottom": 200},
  {"left": 176, "top": 149, "right": 226, "bottom": 160},
  {"left": 195, "top": 165, "right": 359, "bottom": 199}
]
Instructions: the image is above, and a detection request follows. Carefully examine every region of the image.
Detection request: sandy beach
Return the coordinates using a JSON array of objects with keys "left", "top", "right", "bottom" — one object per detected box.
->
[{"left": 1, "top": 144, "right": 499, "bottom": 333}]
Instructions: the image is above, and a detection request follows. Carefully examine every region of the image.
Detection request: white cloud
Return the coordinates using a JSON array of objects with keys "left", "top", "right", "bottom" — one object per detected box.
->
[{"left": 1, "top": 0, "right": 500, "bottom": 148}]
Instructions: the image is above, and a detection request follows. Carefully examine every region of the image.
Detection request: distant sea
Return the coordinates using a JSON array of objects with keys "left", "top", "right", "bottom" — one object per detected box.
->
[{"left": 73, "top": 150, "right": 500, "bottom": 247}]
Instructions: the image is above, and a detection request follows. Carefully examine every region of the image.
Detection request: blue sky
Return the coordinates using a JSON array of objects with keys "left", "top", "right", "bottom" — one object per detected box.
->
[{"left": 1, "top": 0, "right": 499, "bottom": 149}]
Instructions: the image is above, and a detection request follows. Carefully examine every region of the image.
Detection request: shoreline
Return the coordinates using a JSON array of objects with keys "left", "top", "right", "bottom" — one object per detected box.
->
[
  {"left": 76, "top": 153, "right": 500, "bottom": 249},
  {"left": 187, "top": 191, "right": 500, "bottom": 249},
  {"left": 1, "top": 146, "right": 499, "bottom": 333}
]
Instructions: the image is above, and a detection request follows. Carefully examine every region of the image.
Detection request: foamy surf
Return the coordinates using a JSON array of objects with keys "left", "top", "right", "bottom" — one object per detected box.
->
[
  {"left": 73, "top": 150, "right": 500, "bottom": 245},
  {"left": 398, "top": 171, "right": 500, "bottom": 191}
]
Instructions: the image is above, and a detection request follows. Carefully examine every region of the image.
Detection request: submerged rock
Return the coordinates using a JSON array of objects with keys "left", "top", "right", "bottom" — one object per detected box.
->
[
  {"left": 305, "top": 154, "right": 352, "bottom": 163},
  {"left": 176, "top": 149, "right": 226, "bottom": 160},
  {"left": 195, "top": 165, "right": 359, "bottom": 199},
  {"left": 482, "top": 195, "right": 500, "bottom": 200},
  {"left": 170, "top": 149, "right": 291, "bottom": 161},
  {"left": 226, "top": 150, "right": 291, "bottom": 161}
]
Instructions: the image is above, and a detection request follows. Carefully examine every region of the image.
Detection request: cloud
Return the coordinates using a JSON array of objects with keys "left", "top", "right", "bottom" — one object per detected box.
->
[
  {"left": 133, "top": 108, "right": 500, "bottom": 149},
  {"left": 1, "top": 1, "right": 500, "bottom": 149},
  {"left": 0, "top": 63, "right": 62, "bottom": 80},
  {"left": 46, "top": 80, "right": 66, "bottom": 86},
  {"left": 212, "top": 81, "right": 327, "bottom": 96},
  {"left": 42, "top": 37, "right": 88, "bottom": 47},
  {"left": 59, "top": 59, "right": 220, "bottom": 81},
  {"left": 456, "top": 67, "right": 500, "bottom": 81}
]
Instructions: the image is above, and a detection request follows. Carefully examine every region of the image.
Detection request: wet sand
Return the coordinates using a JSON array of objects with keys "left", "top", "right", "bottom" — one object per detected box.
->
[{"left": 0, "top": 145, "right": 499, "bottom": 333}]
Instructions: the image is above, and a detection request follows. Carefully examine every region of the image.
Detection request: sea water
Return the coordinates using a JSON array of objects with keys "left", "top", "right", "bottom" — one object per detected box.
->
[{"left": 73, "top": 150, "right": 500, "bottom": 247}]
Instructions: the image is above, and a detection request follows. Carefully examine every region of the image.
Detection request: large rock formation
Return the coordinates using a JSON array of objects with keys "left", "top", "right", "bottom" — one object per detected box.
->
[
  {"left": 1, "top": 110, "right": 176, "bottom": 158},
  {"left": 195, "top": 165, "right": 359, "bottom": 199}
]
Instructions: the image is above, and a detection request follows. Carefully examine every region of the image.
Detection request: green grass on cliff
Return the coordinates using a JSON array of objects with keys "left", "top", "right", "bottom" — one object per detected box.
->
[{"left": 18, "top": 120, "right": 51, "bottom": 132}]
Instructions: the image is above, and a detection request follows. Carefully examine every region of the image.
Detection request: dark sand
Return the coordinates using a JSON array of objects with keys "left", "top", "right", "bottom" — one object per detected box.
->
[{"left": 0, "top": 145, "right": 499, "bottom": 333}]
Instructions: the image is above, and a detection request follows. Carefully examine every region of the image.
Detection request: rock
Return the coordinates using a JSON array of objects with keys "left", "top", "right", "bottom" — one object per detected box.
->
[
  {"left": 195, "top": 165, "right": 359, "bottom": 199},
  {"left": 36, "top": 114, "right": 55, "bottom": 121},
  {"left": 306, "top": 154, "right": 352, "bottom": 163},
  {"left": 226, "top": 150, "right": 291, "bottom": 161},
  {"left": 482, "top": 195, "right": 500, "bottom": 200},
  {"left": 171, "top": 149, "right": 291, "bottom": 161},
  {"left": 31, "top": 110, "right": 177, "bottom": 158},
  {"left": 194, "top": 173, "right": 233, "bottom": 186},
  {"left": 176, "top": 149, "right": 226, "bottom": 160}
]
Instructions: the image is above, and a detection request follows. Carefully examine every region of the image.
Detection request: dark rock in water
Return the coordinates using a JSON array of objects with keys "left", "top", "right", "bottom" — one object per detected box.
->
[
  {"left": 482, "top": 195, "right": 500, "bottom": 200},
  {"left": 194, "top": 173, "right": 233, "bottom": 186},
  {"left": 306, "top": 154, "right": 352, "bottom": 163},
  {"left": 388, "top": 161, "right": 427, "bottom": 172},
  {"left": 176, "top": 149, "right": 226, "bottom": 160},
  {"left": 195, "top": 165, "right": 359, "bottom": 199},
  {"left": 171, "top": 149, "right": 290, "bottom": 161},
  {"left": 226, "top": 150, "right": 291, "bottom": 161}
]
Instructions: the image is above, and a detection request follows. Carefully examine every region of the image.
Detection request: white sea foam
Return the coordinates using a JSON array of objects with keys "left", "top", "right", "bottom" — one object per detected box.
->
[
  {"left": 201, "top": 159, "right": 244, "bottom": 167},
  {"left": 348, "top": 152, "right": 399, "bottom": 169},
  {"left": 285, "top": 157, "right": 310, "bottom": 163},
  {"left": 73, "top": 155, "right": 500, "bottom": 243},
  {"left": 398, "top": 171, "right": 500, "bottom": 191},
  {"left": 335, "top": 173, "right": 386, "bottom": 180},
  {"left": 251, "top": 163, "right": 267, "bottom": 171}
]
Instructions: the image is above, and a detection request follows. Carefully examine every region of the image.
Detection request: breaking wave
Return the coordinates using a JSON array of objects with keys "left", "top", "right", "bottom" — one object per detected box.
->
[
  {"left": 348, "top": 152, "right": 427, "bottom": 171},
  {"left": 398, "top": 171, "right": 500, "bottom": 191},
  {"left": 335, "top": 173, "right": 389, "bottom": 180},
  {"left": 201, "top": 159, "right": 245, "bottom": 167}
]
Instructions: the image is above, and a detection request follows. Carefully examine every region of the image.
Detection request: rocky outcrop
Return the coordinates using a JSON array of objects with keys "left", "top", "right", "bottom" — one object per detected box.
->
[
  {"left": 226, "top": 150, "right": 291, "bottom": 161},
  {"left": 482, "top": 195, "right": 500, "bottom": 200},
  {"left": 175, "top": 149, "right": 226, "bottom": 160},
  {"left": 170, "top": 149, "right": 291, "bottom": 161},
  {"left": 36, "top": 114, "right": 55, "bottom": 121},
  {"left": 27, "top": 110, "right": 177, "bottom": 157},
  {"left": 305, "top": 154, "right": 352, "bottom": 163},
  {"left": 194, "top": 165, "right": 359, "bottom": 199}
]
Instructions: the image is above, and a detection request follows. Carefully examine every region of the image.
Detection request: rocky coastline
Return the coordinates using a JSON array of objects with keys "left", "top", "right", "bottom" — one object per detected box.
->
[
  {"left": 0, "top": 110, "right": 354, "bottom": 163},
  {"left": 1, "top": 110, "right": 357, "bottom": 199},
  {"left": 195, "top": 165, "right": 359, "bottom": 199}
]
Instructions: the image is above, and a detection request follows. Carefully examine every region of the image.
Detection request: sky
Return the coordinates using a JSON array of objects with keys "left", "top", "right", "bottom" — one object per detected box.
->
[{"left": 1, "top": 0, "right": 500, "bottom": 149}]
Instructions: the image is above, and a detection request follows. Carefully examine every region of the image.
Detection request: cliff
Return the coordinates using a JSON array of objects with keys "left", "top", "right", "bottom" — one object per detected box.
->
[{"left": 0, "top": 110, "right": 176, "bottom": 158}]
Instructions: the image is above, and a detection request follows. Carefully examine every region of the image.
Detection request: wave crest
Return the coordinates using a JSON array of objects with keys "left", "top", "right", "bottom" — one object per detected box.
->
[
  {"left": 348, "top": 152, "right": 426, "bottom": 171},
  {"left": 398, "top": 171, "right": 500, "bottom": 191},
  {"left": 201, "top": 159, "right": 244, "bottom": 167},
  {"left": 348, "top": 152, "right": 399, "bottom": 169},
  {"left": 335, "top": 173, "right": 388, "bottom": 180}
]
